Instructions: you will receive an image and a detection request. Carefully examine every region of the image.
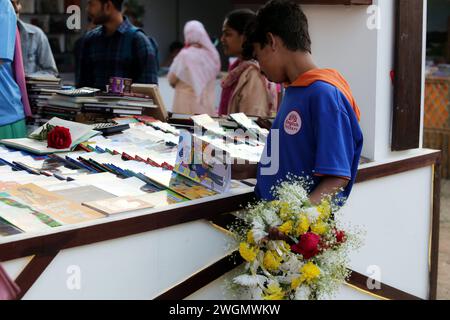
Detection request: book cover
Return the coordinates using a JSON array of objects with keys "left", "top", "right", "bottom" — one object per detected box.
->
[
  {"left": 83, "top": 190, "right": 187, "bottom": 215},
  {"left": 166, "top": 173, "right": 218, "bottom": 200},
  {"left": 0, "top": 182, "right": 20, "bottom": 192},
  {"left": 174, "top": 131, "right": 231, "bottom": 194},
  {"left": 83, "top": 195, "right": 155, "bottom": 215},
  {"left": 0, "top": 218, "right": 23, "bottom": 237},
  {"left": 0, "top": 192, "right": 61, "bottom": 233},
  {"left": 54, "top": 185, "right": 117, "bottom": 204},
  {"left": 8, "top": 184, "right": 106, "bottom": 225}
]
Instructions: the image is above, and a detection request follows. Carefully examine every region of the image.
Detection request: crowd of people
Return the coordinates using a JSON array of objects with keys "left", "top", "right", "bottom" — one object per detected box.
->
[{"left": 0, "top": 0, "right": 282, "bottom": 140}]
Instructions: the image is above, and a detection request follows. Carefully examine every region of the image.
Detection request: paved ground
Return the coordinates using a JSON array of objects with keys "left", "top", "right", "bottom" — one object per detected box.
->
[{"left": 438, "top": 180, "right": 450, "bottom": 299}]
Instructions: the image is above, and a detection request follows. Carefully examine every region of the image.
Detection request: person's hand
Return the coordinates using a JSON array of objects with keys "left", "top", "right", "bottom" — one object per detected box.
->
[{"left": 266, "top": 227, "right": 291, "bottom": 242}]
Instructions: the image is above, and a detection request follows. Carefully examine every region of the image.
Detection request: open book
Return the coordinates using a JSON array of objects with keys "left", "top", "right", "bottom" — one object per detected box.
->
[{"left": 0, "top": 118, "right": 100, "bottom": 155}]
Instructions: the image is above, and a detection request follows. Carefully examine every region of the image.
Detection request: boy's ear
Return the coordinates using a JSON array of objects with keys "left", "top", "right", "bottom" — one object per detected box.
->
[{"left": 266, "top": 32, "right": 277, "bottom": 51}]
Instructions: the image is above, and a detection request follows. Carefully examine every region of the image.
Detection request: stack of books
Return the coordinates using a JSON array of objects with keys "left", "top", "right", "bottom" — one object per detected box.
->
[
  {"left": 82, "top": 94, "right": 158, "bottom": 118},
  {"left": 43, "top": 92, "right": 159, "bottom": 124},
  {"left": 26, "top": 74, "right": 62, "bottom": 125}
]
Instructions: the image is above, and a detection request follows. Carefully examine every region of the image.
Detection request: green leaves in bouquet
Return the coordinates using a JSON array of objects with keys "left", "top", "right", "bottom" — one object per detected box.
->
[{"left": 29, "top": 124, "right": 56, "bottom": 141}]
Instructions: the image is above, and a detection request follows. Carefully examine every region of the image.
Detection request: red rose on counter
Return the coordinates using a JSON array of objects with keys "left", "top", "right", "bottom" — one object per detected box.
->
[
  {"left": 291, "top": 232, "right": 321, "bottom": 259},
  {"left": 47, "top": 126, "right": 72, "bottom": 149}
]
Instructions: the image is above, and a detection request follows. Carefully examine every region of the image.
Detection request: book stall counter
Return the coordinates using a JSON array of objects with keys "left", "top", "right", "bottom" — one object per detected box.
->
[{"left": 0, "top": 145, "right": 440, "bottom": 300}]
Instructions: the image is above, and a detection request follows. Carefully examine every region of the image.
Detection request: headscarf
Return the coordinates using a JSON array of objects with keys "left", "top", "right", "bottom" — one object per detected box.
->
[{"left": 169, "top": 20, "right": 221, "bottom": 97}]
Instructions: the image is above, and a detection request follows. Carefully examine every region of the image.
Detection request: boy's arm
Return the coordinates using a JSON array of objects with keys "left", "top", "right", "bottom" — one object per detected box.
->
[{"left": 309, "top": 176, "right": 349, "bottom": 205}]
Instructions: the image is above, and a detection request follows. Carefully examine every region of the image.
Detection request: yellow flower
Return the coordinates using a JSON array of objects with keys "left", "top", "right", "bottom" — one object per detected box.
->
[
  {"left": 300, "top": 262, "right": 321, "bottom": 284},
  {"left": 311, "top": 221, "right": 328, "bottom": 235},
  {"left": 317, "top": 200, "right": 331, "bottom": 221},
  {"left": 247, "top": 230, "right": 255, "bottom": 244},
  {"left": 291, "top": 276, "right": 303, "bottom": 290},
  {"left": 263, "top": 250, "right": 282, "bottom": 271},
  {"left": 278, "top": 220, "right": 294, "bottom": 235},
  {"left": 239, "top": 242, "right": 258, "bottom": 263},
  {"left": 279, "top": 202, "right": 292, "bottom": 221},
  {"left": 295, "top": 215, "right": 310, "bottom": 236},
  {"left": 263, "top": 282, "right": 284, "bottom": 300},
  {"left": 270, "top": 200, "right": 280, "bottom": 208}
]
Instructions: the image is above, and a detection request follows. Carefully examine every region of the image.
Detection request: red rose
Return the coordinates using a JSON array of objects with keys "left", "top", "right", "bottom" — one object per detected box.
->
[
  {"left": 335, "top": 230, "right": 346, "bottom": 244},
  {"left": 291, "top": 232, "right": 321, "bottom": 260},
  {"left": 47, "top": 126, "right": 72, "bottom": 149}
]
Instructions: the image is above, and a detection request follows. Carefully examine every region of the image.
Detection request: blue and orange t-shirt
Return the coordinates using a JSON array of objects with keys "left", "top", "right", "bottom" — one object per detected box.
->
[{"left": 255, "top": 69, "right": 363, "bottom": 201}]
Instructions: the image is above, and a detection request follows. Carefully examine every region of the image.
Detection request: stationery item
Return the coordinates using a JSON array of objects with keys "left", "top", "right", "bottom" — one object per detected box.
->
[
  {"left": 7, "top": 184, "right": 106, "bottom": 225},
  {"left": 47, "top": 87, "right": 100, "bottom": 97},
  {"left": 92, "top": 123, "right": 131, "bottom": 136}
]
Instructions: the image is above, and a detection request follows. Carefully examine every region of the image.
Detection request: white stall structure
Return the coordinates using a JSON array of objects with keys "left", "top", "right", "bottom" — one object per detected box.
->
[{"left": 0, "top": 0, "right": 439, "bottom": 300}]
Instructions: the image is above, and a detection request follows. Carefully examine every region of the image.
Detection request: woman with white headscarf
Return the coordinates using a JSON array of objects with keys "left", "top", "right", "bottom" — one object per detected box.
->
[{"left": 168, "top": 20, "right": 221, "bottom": 115}]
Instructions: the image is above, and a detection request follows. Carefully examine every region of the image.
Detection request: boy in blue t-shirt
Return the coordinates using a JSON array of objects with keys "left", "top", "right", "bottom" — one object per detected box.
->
[{"left": 239, "top": 0, "right": 363, "bottom": 206}]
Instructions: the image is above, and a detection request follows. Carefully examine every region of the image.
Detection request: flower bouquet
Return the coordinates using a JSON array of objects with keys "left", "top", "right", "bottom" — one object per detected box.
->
[{"left": 230, "top": 177, "right": 362, "bottom": 300}]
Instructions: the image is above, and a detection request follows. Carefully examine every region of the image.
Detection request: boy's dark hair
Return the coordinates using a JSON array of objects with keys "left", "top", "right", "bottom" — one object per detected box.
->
[
  {"left": 100, "top": 0, "right": 124, "bottom": 11},
  {"left": 245, "top": 0, "right": 312, "bottom": 54},
  {"left": 225, "top": 9, "right": 256, "bottom": 35}
]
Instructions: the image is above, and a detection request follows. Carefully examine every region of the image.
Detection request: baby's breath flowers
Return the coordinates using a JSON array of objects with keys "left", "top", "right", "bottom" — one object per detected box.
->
[{"left": 229, "top": 176, "right": 363, "bottom": 300}]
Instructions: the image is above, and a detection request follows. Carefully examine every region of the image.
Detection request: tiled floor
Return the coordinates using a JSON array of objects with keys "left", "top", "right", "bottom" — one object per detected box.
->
[{"left": 438, "top": 180, "right": 450, "bottom": 300}]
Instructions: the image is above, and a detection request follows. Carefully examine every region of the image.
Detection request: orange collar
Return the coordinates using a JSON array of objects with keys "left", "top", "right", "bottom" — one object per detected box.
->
[{"left": 288, "top": 68, "right": 361, "bottom": 122}]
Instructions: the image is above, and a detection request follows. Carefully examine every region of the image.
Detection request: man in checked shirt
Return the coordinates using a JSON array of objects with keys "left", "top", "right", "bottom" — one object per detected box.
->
[{"left": 76, "top": 0, "right": 159, "bottom": 90}]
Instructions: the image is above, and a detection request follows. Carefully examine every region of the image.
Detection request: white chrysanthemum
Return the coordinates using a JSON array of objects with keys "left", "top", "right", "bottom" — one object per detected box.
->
[
  {"left": 261, "top": 209, "right": 282, "bottom": 227},
  {"left": 276, "top": 274, "right": 296, "bottom": 285},
  {"left": 249, "top": 257, "right": 261, "bottom": 274},
  {"left": 249, "top": 287, "right": 264, "bottom": 300},
  {"left": 252, "top": 218, "right": 268, "bottom": 242},
  {"left": 280, "top": 255, "right": 304, "bottom": 274},
  {"left": 295, "top": 285, "right": 311, "bottom": 300},
  {"left": 303, "top": 207, "right": 320, "bottom": 224},
  {"left": 233, "top": 274, "right": 268, "bottom": 288},
  {"left": 267, "top": 279, "right": 281, "bottom": 288}
]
